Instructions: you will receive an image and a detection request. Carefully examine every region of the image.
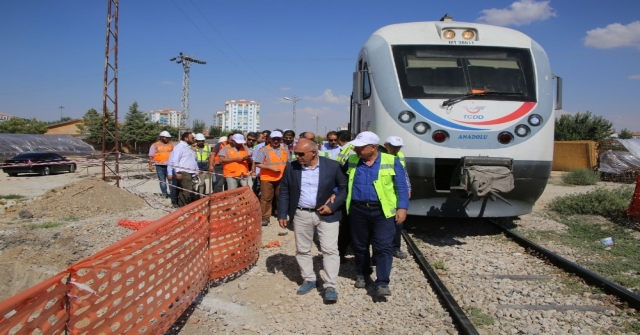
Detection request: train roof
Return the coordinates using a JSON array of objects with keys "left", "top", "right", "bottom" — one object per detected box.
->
[{"left": 368, "top": 21, "right": 534, "bottom": 49}]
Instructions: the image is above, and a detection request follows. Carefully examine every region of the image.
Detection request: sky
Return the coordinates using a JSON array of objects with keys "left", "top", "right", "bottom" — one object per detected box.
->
[{"left": 1, "top": 0, "right": 639, "bottom": 134}]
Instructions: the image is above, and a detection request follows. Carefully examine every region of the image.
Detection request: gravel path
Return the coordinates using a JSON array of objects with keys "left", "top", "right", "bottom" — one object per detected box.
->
[{"left": 407, "top": 220, "right": 639, "bottom": 335}]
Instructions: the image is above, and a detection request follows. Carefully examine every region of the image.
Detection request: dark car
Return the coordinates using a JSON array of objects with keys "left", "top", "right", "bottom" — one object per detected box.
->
[{"left": 2, "top": 152, "right": 76, "bottom": 176}]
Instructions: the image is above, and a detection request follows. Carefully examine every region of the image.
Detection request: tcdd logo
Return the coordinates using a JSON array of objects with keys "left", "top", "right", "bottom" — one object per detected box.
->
[
  {"left": 463, "top": 115, "right": 485, "bottom": 119},
  {"left": 464, "top": 106, "right": 485, "bottom": 114}
]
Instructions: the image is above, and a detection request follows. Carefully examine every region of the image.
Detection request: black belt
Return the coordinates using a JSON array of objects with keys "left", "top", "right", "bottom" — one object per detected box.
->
[
  {"left": 296, "top": 206, "right": 316, "bottom": 212},
  {"left": 352, "top": 200, "right": 381, "bottom": 207}
]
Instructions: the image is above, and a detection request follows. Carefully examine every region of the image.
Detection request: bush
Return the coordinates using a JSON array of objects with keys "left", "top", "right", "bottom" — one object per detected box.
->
[
  {"left": 562, "top": 169, "right": 600, "bottom": 185},
  {"left": 549, "top": 187, "right": 634, "bottom": 217}
]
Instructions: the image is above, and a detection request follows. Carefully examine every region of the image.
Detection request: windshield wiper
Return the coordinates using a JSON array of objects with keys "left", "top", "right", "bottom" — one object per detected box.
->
[{"left": 441, "top": 89, "right": 524, "bottom": 107}]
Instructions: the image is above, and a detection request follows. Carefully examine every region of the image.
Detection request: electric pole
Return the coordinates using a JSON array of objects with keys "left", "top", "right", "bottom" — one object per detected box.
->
[
  {"left": 170, "top": 52, "right": 206, "bottom": 134},
  {"left": 102, "top": 0, "right": 119, "bottom": 186},
  {"left": 284, "top": 96, "right": 301, "bottom": 134},
  {"left": 313, "top": 116, "right": 320, "bottom": 137},
  {"left": 58, "top": 106, "right": 64, "bottom": 120}
]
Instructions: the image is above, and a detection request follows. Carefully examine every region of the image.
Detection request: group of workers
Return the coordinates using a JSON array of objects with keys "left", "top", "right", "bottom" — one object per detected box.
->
[{"left": 148, "top": 128, "right": 411, "bottom": 303}]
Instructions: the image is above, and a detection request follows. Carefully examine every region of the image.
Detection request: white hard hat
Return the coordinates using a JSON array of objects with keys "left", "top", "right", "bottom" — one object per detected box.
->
[
  {"left": 349, "top": 131, "right": 380, "bottom": 147},
  {"left": 219, "top": 136, "right": 228, "bottom": 142},
  {"left": 231, "top": 133, "right": 246, "bottom": 144},
  {"left": 385, "top": 136, "right": 404, "bottom": 147},
  {"left": 195, "top": 133, "right": 206, "bottom": 141},
  {"left": 159, "top": 131, "right": 171, "bottom": 138}
]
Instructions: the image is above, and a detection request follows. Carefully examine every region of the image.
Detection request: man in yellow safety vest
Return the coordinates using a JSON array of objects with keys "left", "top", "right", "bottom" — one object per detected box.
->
[
  {"left": 344, "top": 131, "right": 409, "bottom": 299},
  {"left": 194, "top": 133, "right": 211, "bottom": 195}
]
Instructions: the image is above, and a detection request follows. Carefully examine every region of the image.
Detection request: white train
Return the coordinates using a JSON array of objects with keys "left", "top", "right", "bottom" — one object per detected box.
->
[{"left": 351, "top": 16, "right": 561, "bottom": 217}]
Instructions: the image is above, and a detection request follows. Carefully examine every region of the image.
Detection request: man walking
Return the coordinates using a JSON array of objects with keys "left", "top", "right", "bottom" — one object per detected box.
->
[
  {"left": 219, "top": 134, "right": 252, "bottom": 190},
  {"left": 320, "top": 131, "right": 342, "bottom": 159},
  {"left": 344, "top": 131, "right": 409, "bottom": 298},
  {"left": 171, "top": 132, "right": 199, "bottom": 207},
  {"left": 255, "top": 131, "right": 288, "bottom": 226},
  {"left": 278, "top": 139, "right": 347, "bottom": 302},
  {"left": 148, "top": 131, "right": 174, "bottom": 199}
]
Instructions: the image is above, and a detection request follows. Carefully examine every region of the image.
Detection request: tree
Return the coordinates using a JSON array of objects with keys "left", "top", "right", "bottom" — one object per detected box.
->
[
  {"left": 554, "top": 111, "right": 613, "bottom": 141},
  {"left": 119, "top": 102, "right": 158, "bottom": 145},
  {"left": 208, "top": 125, "right": 222, "bottom": 138},
  {"left": 0, "top": 118, "right": 48, "bottom": 134},
  {"left": 79, "top": 108, "right": 116, "bottom": 144},
  {"left": 192, "top": 119, "right": 206, "bottom": 134},
  {"left": 46, "top": 117, "right": 72, "bottom": 125},
  {"left": 619, "top": 128, "right": 634, "bottom": 139}
]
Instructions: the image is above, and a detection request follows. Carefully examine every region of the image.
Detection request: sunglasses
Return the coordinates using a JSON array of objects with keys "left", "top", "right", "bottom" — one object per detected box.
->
[
  {"left": 271, "top": 137, "right": 282, "bottom": 141},
  {"left": 247, "top": 138, "right": 257, "bottom": 141},
  {"left": 294, "top": 150, "right": 317, "bottom": 157},
  {"left": 328, "top": 139, "right": 338, "bottom": 142}
]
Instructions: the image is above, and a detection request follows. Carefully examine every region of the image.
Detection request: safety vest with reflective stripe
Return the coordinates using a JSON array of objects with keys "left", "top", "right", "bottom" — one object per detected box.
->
[
  {"left": 221, "top": 144, "right": 249, "bottom": 177},
  {"left": 345, "top": 153, "right": 398, "bottom": 218},
  {"left": 196, "top": 145, "right": 211, "bottom": 162},
  {"left": 318, "top": 151, "right": 331, "bottom": 158},
  {"left": 260, "top": 145, "right": 288, "bottom": 181},
  {"left": 335, "top": 144, "right": 355, "bottom": 165},
  {"left": 152, "top": 141, "right": 174, "bottom": 164},
  {"left": 396, "top": 151, "right": 405, "bottom": 167}
]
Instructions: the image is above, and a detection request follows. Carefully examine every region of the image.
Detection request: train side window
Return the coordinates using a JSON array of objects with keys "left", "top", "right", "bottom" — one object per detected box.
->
[{"left": 362, "top": 64, "right": 371, "bottom": 100}]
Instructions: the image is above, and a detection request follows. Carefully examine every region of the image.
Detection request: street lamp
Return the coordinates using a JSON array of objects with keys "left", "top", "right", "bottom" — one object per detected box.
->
[{"left": 283, "top": 96, "right": 301, "bottom": 133}]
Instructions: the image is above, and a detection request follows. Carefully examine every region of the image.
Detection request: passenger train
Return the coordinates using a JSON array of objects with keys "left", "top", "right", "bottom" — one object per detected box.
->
[{"left": 350, "top": 16, "right": 561, "bottom": 217}]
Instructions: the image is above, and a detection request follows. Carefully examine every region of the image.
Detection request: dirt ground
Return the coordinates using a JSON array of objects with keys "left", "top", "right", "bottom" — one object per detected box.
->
[{"left": 0, "top": 167, "right": 635, "bottom": 333}]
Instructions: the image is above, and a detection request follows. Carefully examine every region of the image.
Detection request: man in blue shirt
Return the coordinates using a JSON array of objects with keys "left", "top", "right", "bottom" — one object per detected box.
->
[{"left": 343, "top": 131, "right": 408, "bottom": 299}]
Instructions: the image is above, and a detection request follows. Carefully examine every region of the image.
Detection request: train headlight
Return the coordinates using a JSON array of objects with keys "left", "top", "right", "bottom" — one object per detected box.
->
[
  {"left": 432, "top": 130, "right": 448, "bottom": 143},
  {"left": 398, "top": 111, "right": 415, "bottom": 123},
  {"left": 528, "top": 114, "right": 542, "bottom": 127},
  {"left": 462, "top": 30, "right": 475, "bottom": 40},
  {"left": 443, "top": 29, "right": 456, "bottom": 39},
  {"left": 413, "top": 122, "right": 430, "bottom": 135},
  {"left": 515, "top": 124, "right": 530, "bottom": 137},
  {"left": 497, "top": 132, "right": 514, "bottom": 144}
]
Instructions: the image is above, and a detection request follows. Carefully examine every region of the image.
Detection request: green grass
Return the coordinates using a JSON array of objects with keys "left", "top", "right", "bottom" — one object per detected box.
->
[
  {"left": 557, "top": 275, "right": 602, "bottom": 296},
  {"left": 561, "top": 169, "right": 600, "bottom": 185},
  {"left": 549, "top": 186, "right": 634, "bottom": 218},
  {"left": 59, "top": 216, "right": 78, "bottom": 222},
  {"left": 525, "top": 213, "right": 640, "bottom": 291},
  {"left": 27, "top": 222, "right": 63, "bottom": 230},
  {"left": 0, "top": 194, "right": 24, "bottom": 200},
  {"left": 464, "top": 306, "right": 494, "bottom": 326},
  {"left": 432, "top": 260, "right": 447, "bottom": 271}
]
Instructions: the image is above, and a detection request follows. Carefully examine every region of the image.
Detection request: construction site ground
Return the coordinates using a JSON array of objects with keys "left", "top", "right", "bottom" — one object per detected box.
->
[{"left": 0, "top": 167, "right": 631, "bottom": 334}]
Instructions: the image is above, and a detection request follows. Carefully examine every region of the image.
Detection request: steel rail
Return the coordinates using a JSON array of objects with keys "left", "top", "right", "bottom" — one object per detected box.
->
[
  {"left": 402, "top": 231, "right": 480, "bottom": 335},
  {"left": 488, "top": 219, "right": 640, "bottom": 310}
]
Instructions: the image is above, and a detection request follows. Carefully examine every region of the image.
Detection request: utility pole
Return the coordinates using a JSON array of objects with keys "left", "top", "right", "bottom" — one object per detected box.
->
[
  {"left": 284, "top": 96, "right": 301, "bottom": 134},
  {"left": 58, "top": 106, "right": 64, "bottom": 120},
  {"left": 102, "top": 0, "right": 119, "bottom": 186},
  {"left": 313, "top": 116, "right": 320, "bottom": 137},
  {"left": 170, "top": 52, "right": 206, "bottom": 134}
]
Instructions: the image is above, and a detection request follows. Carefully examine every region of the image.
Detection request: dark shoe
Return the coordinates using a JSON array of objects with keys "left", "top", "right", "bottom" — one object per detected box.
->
[
  {"left": 261, "top": 218, "right": 269, "bottom": 226},
  {"left": 393, "top": 250, "right": 408, "bottom": 259},
  {"left": 296, "top": 281, "right": 316, "bottom": 295},
  {"left": 375, "top": 285, "right": 392, "bottom": 297},
  {"left": 171, "top": 203, "right": 179, "bottom": 208},
  {"left": 324, "top": 287, "right": 338, "bottom": 302},
  {"left": 354, "top": 275, "right": 371, "bottom": 289}
]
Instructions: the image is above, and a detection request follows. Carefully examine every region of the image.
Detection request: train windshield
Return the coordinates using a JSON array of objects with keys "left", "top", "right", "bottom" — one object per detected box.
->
[{"left": 393, "top": 45, "right": 536, "bottom": 102}]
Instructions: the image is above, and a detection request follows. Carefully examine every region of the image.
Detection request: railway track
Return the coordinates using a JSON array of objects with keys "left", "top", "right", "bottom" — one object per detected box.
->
[{"left": 403, "top": 218, "right": 640, "bottom": 334}]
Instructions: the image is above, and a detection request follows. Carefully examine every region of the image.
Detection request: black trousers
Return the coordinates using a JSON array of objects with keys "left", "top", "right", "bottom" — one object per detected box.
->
[{"left": 338, "top": 204, "right": 351, "bottom": 258}]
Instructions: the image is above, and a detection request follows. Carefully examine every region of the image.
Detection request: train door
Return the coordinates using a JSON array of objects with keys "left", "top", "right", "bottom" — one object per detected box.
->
[{"left": 351, "top": 58, "right": 372, "bottom": 134}]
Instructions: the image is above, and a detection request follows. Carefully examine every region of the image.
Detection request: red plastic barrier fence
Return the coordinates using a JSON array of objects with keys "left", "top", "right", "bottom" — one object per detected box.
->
[
  {"left": 0, "top": 186, "right": 261, "bottom": 335},
  {"left": 627, "top": 174, "right": 640, "bottom": 221}
]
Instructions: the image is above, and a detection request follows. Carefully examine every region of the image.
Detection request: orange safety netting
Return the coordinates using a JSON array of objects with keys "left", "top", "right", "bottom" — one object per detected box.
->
[
  {"left": 626, "top": 174, "right": 640, "bottom": 221},
  {"left": 0, "top": 186, "right": 261, "bottom": 335},
  {"left": 117, "top": 218, "right": 155, "bottom": 230}
]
